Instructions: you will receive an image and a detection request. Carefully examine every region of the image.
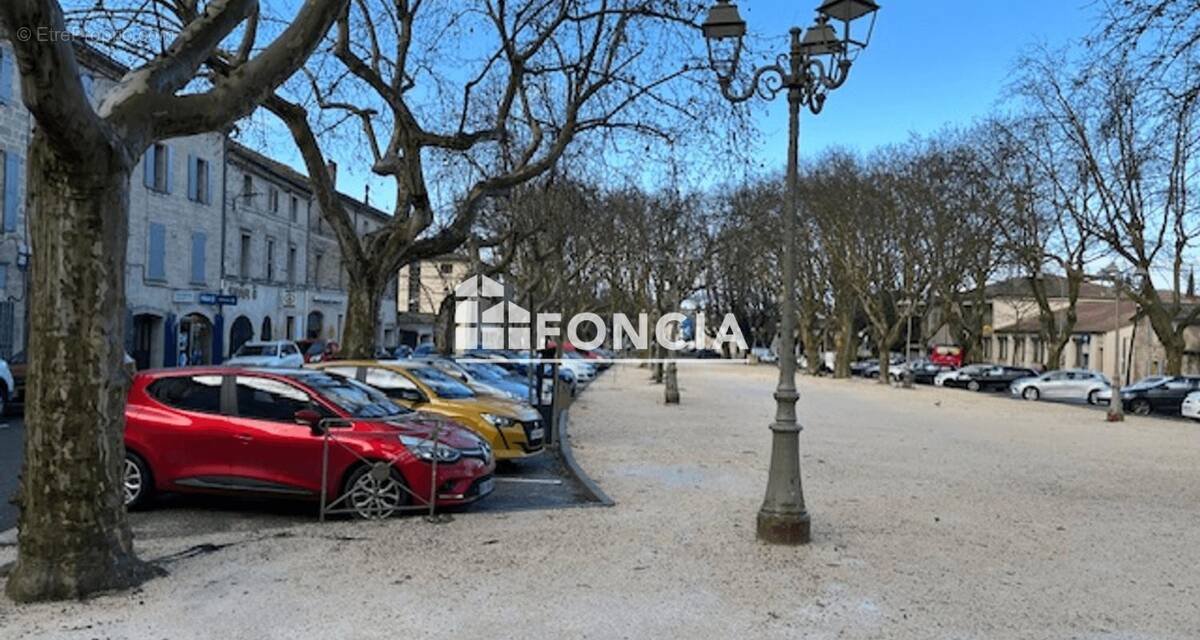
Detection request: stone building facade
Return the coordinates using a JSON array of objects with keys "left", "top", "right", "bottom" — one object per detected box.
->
[{"left": 0, "top": 39, "right": 398, "bottom": 367}]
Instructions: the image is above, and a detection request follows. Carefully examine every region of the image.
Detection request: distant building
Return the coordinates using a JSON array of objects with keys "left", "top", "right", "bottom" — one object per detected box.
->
[
  {"left": 0, "top": 38, "right": 398, "bottom": 367},
  {"left": 395, "top": 255, "right": 472, "bottom": 346}
]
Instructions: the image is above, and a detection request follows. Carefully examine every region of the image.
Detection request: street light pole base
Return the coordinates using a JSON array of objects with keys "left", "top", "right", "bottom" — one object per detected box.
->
[{"left": 757, "top": 508, "right": 811, "bottom": 545}]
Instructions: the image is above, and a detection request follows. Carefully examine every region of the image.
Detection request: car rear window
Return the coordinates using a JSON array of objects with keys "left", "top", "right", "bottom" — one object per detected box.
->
[{"left": 147, "top": 375, "right": 223, "bottom": 414}]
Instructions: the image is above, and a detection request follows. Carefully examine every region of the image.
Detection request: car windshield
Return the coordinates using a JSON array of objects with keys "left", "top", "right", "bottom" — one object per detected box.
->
[
  {"left": 408, "top": 366, "right": 475, "bottom": 399},
  {"left": 303, "top": 373, "right": 409, "bottom": 419},
  {"left": 1129, "top": 376, "right": 1169, "bottom": 389},
  {"left": 236, "top": 344, "right": 277, "bottom": 357},
  {"left": 960, "top": 365, "right": 990, "bottom": 375},
  {"left": 461, "top": 362, "right": 503, "bottom": 380}
]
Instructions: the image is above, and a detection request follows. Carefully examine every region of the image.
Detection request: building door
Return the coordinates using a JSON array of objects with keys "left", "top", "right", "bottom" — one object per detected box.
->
[
  {"left": 229, "top": 315, "right": 254, "bottom": 356},
  {"left": 179, "top": 313, "right": 214, "bottom": 366},
  {"left": 306, "top": 310, "right": 324, "bottom": 339},
  {"left": 131, "top": 314, "right": 161, "bottom": 370},
  {"left": 261, "top": 316, "right": 273, "bottom": 341}
]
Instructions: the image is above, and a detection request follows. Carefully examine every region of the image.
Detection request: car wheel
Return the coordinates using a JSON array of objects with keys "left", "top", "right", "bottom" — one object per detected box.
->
[
  {"left": 123, "top": 452, "right": 153, "bottom": 509},
  {"left": 344, "top": 463, "right": 409, "bottom": 520},
  {"left": 1087, "top": 390, "right": 1099, "bottom": 405},
  {"left": 967, "top": 380, "right": 981, "bottom": 392},
  {"left": 1022, "top": 387, "right": 1040, "bottom": 401},
  {"left": 1131, "top": 399, "right": 1152, "bottom": 416}
]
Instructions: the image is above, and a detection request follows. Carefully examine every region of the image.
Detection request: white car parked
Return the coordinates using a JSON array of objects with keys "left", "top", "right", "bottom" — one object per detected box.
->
[
  {"left": 224, "top": 340, "right": 305, "bottom": 368},
  {"left": 1181, "top": 391, "right": 1200, "bottom": 421}
]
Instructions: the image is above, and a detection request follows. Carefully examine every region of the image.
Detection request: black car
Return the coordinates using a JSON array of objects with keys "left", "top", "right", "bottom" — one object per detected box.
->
[
  {"left": 1119, "top": 376, "right": 1200, "bottom": 415},
  {"left": 945, "top": 365, "right": 1038, "bottom": 392},
  {"left": 850, "top": 359, "right": 877, "bottom": 377},
  {"left": 890, "top": 359, "right": 954, "bottom": 384}
]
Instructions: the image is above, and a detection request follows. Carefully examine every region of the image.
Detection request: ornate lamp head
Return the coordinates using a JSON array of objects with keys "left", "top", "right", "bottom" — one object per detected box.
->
[{"left": 702, "top": 1, "right": 747, "bottom": 83}]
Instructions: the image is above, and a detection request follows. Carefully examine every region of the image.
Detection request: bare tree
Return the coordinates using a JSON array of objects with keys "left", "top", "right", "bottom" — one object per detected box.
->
[
  {"left": 267, "top": 0, "right": 707, "bottom": 358},
  {"left": 0, "top": 0, "right": 345, "bottom": 601}
]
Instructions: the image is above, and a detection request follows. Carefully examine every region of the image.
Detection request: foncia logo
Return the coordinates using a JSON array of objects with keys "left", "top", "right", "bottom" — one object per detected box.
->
[{"left": 453, "top": 275, "right": 748, "bottom": 359}]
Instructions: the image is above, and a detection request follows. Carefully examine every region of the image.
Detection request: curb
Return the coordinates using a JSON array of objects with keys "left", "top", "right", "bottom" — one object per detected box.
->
[{"left": 554, "top": 402, "right": 615, "bottom": 508}]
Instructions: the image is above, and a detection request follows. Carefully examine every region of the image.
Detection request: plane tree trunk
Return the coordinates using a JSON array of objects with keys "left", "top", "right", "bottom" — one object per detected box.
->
[
  {"left": 5, "top": 134, "right": 161, "bottom": 601},
  {"left": 339, "top": 272, "right": 385, "bottom": 358}
]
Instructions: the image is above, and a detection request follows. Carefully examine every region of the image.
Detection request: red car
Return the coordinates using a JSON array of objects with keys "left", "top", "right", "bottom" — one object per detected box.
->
[{"left": 123, "top": 367, "right": 495, "bottom": 519}]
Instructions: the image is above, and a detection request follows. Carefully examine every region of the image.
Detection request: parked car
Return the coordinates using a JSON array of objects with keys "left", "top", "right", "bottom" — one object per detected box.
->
[
  {"left": 1111, "top": 375, "right": 1200, "bottom": 416},
  {"left": 850, "top": 359, "right": 877, "bottom": 377},
  {"left": 889, "top": 359, "right": 954, "bottom": 384},
  {"left": 414, "top": 356, "right": 528, "bottom": 403},
  {"left": 864, "top": 355, "right": 905, "bottom": 379},
  {"left": 123, "top": 367, "right": 495, "bottom": 518},
  {"left": 750, "top": 347, "right": 777, "bottom": 364},
  {"left": 1181, "top": 390, "right": 1200, "bottom": 421},
  {"left": 945, "top": 365, "right": 1038, "bottom": 392},
  {"left": 929, "top": 344, "right": 964, "bottom": 369},
  {"left": 225, "top": 340, "right": 305, "bottom": 368},
  {"left": 1093, "top": 375, "right": 1173, "bottom": 405},
  {"left": 1010, "top": 369, "right": 1111, "bottom": 404},
  {"left": 935, "top": 363, "right": 994, "bottom": 387},
  {"left": 312, "top": 360, "right": 546, "bottom": 460},
  {"left": 296, "top": 339, "right": 336, "bottom": 363}
]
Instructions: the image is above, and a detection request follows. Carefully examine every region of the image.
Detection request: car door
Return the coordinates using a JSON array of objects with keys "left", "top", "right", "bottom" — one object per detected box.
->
[
  {"left": 226, "top": 374, "right": 332, "bottom": 495},
  {"left": 1036, "top": 372, "right": 1064, "bottom": 398},
  {"left": 1148, "top": 378, "right": 1189, "bottom": 412},
  {"left": 133, "top": 373, "right": 241, "bottom": 486}
]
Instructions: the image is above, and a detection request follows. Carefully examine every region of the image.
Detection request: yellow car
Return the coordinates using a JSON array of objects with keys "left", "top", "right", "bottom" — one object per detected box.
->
[{"left": 311, "top": 360, "right": 545, "bottom": 460}]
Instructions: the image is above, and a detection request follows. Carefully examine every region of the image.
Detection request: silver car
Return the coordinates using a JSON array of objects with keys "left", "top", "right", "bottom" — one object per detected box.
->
[{"left": 1010, "top": 369, "right": 1110, "bottom": 404}]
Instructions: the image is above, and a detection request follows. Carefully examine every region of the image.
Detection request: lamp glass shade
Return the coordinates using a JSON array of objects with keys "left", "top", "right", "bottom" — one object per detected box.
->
[
  {"left": 817, "top": 0, "right": 880, "bottom": 22},
  {"left": 800, "top": 22, "right": 841, "bottom": 56},
  {"left": 702, "top": 1, "right": 747, "bottom": 40}
]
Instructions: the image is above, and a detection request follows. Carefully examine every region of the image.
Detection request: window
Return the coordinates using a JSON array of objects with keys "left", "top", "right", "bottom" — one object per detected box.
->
[
  {"left": 286, "top": 316, "right": 296, "bottom": 340},
  {"left": 287, "top": 245, "right": 297, "bottom": 285},
  {"left": 439, "top": 263, "right": 454, "bottom": 275},
  {"left": 190, "top": 232, "right": 206, "bottom": 284},
  {"left": 148, "top": 375, "right": 223, "bottom": 414},
  {"left": 281, "top": 343, "right": 298, "bottom": 356},
  {"left": 186, "top": 156, "right": 210, "bottom": 204},
  {"left": 313, "top": 252, "right": 324, "bottom": 287},
  {"left": 242, "top": 175, "right": 254, "bottom": 204},
  {"left": 143, "top": 144, "right": 172, "bottom": 193},
  {"left": 998, "top": 337, "right": 1009, "bottom": 360},
  {"left": 148, "top": 222, "right": 167, "bottom": 280},
  {"left": 239, "top": 232, "right": 252, "bottom": 279},
  {"left": 0, "top": 49, "right": 15, "bottom": 104},
  {"left": 290, "top": 195, "right": 299, "bottom": 222},
  {"left": 2, "top": 148, "right": 21, "bottom": 233},
  {"left": 266, "top": 238, "right": 276, "bottom": 281},
  {"left": 235, "top": 375, "right": 313, "bottom": 423},
  {"left": 269, "top": 186, "right": 280, "bottom": 213},
  {"left": 407, "top": 263, "right": 421, "bottom": 312}
]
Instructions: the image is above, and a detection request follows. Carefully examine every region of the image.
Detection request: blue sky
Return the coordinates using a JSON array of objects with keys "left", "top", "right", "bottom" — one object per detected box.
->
[
  {"left": 743, "top": 0, "right": 1098, "bottom": 162},
  {"left": 251, "top": 0, "right": 1102, "bottom": 212}
]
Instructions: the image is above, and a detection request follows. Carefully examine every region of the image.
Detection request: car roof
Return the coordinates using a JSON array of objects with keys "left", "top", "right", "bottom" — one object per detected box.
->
[
  {"left": 136, "top": 366, "right": 322, "bottom": 380},
  {"left": 239, "top": 340, "right": 294, "bottom": 347}
]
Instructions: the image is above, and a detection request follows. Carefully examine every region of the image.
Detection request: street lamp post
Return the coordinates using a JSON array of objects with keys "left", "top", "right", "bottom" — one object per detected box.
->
[
  {"left": 702, "top": 0, "right": 879, "bottom": 544},
  {"left": 1103, "top": 266, "right": 1125, "bottom": 423}
]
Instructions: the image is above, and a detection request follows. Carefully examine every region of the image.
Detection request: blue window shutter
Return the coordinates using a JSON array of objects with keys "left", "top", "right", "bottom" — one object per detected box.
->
[
  {"left": 203, "top": 161, "right": 212, "bottom": 205},
  {"left": 191, "top": 232, "right": 206, "bottom": 283},
  {"left": 164, "top": 146, "right": 173, "bottom": 194},
  {"left": 3, "top": 151, "right": 20, "bottom": 233},
  {"left": 0, "top": 50, "right": 13, "bottom": 104},
  {"left": 143, "top": 147, "right": 155, "bottom": 189},
  {"left": 148, "top": 223, "right": 166, "bottom": 279},
  {"left": 187, "top": 154, "right": 197, "bottom": 201}
]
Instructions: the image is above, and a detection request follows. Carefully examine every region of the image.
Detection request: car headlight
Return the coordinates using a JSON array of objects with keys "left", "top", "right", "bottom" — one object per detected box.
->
[
  {"left": 481, "top": 413, "right": 516, "bottom": 428},
  {"left": 399, "top": 435, "right": 461, "bottom": 463}
]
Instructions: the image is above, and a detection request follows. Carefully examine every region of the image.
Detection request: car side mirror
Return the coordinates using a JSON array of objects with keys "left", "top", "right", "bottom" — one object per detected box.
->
[{"left": 294, "top": 408, "right": 324, "bottom": 434}]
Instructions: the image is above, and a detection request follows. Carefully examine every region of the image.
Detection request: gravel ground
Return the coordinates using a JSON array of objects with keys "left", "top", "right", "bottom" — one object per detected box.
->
[{"left": 2, "top": 364, "right": 1200, "bottom": 639}]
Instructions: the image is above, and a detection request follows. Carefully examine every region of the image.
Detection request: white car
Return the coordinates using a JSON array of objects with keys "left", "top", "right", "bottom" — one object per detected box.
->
[
  {"left": 1010, "top": 369, "right": 1111, "bottom": 404},
  {"left": 934, "top": 363, "right": 993, "bottom": 387},
  {"left": 752, "top": 347, "right": 779, "bottom": 364},
  {"left": 225, "top": 340, "right": 305, "bottom": 368},
  {"left": 1181, "top": 391, "right": 1200, "bottom": 420}
]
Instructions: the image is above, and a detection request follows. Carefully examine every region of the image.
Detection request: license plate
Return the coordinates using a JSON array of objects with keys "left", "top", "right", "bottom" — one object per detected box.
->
[
  {"left": 529, "top": 427, "right": 544, "bottom": 441},
  {"left": 477, "top": 477, "right": 495, "bottom": 496}
]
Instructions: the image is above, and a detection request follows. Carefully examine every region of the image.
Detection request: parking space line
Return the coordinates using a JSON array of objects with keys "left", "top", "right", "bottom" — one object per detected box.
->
[{"left": 494, "top": 477, "right": 563, "bottom": 485}]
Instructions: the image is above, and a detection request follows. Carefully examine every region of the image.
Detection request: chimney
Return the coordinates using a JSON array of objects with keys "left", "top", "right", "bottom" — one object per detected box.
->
[{"left": 326, "top": 160, "right": 338, "bottom": 188}]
